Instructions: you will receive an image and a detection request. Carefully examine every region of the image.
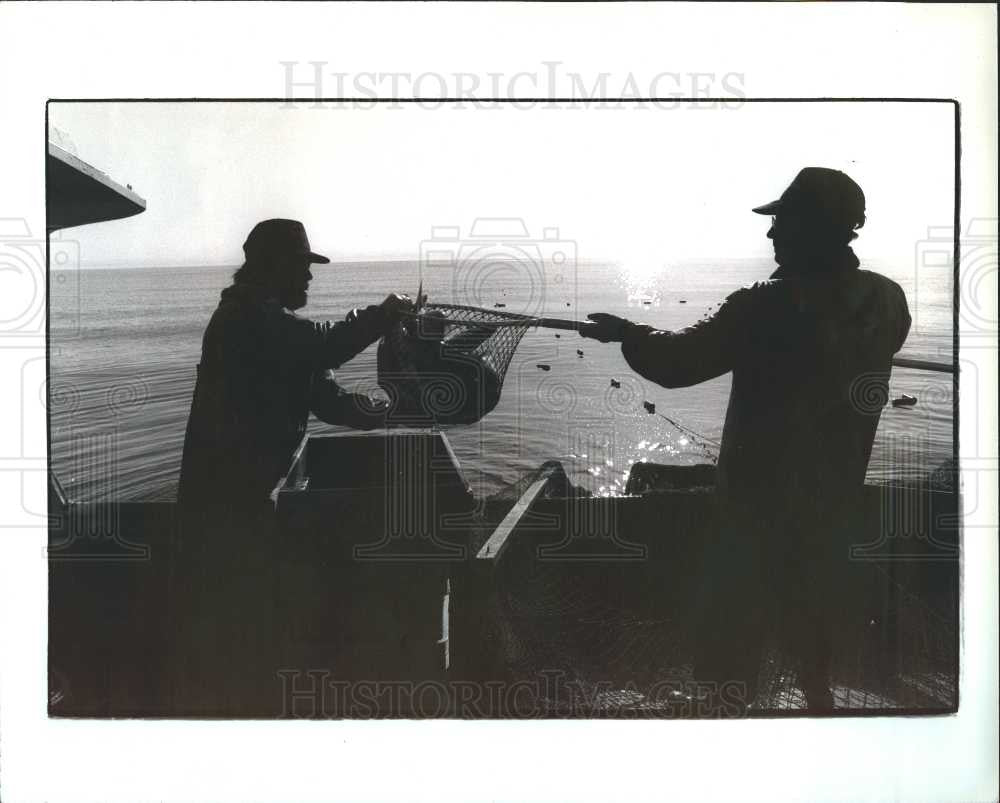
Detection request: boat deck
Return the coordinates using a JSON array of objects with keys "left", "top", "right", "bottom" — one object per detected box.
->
[{"left": 48, "top": 468, "right": 958, "bottom": 718}]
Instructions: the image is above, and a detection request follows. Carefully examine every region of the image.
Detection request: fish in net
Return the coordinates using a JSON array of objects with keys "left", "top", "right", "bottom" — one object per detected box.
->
[{"left": 377, "top": 303, "right": 535, "bottom": 426}]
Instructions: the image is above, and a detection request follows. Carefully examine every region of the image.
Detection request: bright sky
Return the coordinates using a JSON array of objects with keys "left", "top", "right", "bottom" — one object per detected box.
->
[{"left": 49, "top": 101, "right": 955, "bottom": 271}]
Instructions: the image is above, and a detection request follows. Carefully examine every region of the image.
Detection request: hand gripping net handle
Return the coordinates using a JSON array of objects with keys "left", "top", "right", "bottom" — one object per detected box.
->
[
  {"left": 404, "top": 306, "right": 954, "bottom": 373},
  {"left": 400, "top": 303, "right": 586, "bottom": 332}
]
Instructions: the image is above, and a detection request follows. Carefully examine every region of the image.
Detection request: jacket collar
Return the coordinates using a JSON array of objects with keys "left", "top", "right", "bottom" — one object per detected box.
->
[{"left": 770, "top": 246, "right": 860, "bottom": 280}]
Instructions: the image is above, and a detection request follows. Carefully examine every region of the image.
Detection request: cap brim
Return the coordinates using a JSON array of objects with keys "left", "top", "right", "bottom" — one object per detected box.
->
[
  {"left": 307, "top": 252, "right": 331, "bottom": 264},
  {"left": 752, "top": 199, "right": 782, "bottom": 215}
]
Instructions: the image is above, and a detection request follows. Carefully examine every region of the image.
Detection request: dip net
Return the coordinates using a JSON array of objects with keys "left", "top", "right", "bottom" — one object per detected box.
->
[{"left": 377, "top": 303, "right": 537, "bottom": 426}]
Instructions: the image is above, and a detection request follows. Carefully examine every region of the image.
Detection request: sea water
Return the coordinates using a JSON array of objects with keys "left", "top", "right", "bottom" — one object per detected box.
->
[{"left": 48, "top": 257, "right": 953, "bottom": 502}]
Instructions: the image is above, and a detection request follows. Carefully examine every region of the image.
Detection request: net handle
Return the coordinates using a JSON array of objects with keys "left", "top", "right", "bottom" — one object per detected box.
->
[
  {"left": 399, "top": 308, "right": 956, "bottom": 372},
  {"left": 522, "top": 328, "right": 956, "bottom": 371},
  {"left": 400, "top": 306, "right": 584, "bottom": 331}
]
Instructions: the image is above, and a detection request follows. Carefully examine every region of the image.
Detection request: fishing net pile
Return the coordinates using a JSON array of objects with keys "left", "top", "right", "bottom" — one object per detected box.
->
[
  {"left": 492, "top": 535, "right": 956, "bottom": 714},
  {"left": 377, "top": 303, "right": 534, "bottom": 426},
  {"left": 477, "top": 463, "right": 957, "bottom": 716}
]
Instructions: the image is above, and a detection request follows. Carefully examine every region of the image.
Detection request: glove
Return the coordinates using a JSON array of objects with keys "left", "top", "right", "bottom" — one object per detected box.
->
[{"left": 579, "top": 313, "right": 633, "bottom": 343}]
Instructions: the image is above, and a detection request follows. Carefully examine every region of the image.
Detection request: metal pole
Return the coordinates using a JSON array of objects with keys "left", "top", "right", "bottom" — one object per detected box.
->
[{"left": 890, "top": 357, "right": 955, "bottom": 374}]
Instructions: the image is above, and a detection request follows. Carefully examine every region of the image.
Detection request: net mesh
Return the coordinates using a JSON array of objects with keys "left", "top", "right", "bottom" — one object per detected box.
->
[
  {"left": 377, "top": 303, "right": 535, "bottom": 425},
  {"left": 492, "top": 550, "right": 956, "bottom": 714},
  {"left": 479, "top": 467, "right": 958, "bottom": 716}
]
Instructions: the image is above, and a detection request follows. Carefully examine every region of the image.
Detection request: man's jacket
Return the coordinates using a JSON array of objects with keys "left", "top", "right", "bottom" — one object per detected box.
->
[
  {"left": 177, "top": 283, "right": 389, "bottom": 510},
  {"left": 620, "top": 259, "right": 911, "bottom": 524}
]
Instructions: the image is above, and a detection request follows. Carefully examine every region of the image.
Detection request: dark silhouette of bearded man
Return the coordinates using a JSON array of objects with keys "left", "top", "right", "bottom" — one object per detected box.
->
[{"left": 582, "top": 169, "right": 911, "bottom": 712}]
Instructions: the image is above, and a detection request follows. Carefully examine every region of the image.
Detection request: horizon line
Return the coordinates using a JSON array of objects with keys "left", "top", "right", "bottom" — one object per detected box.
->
[{"left": 62, "top": 254, "right": 785, "bottom": 271}]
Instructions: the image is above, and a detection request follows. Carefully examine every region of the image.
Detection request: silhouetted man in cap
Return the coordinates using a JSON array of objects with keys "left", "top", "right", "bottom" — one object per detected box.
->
[
  {"left": 178, "top": 218, "right": 413, "bottom": 512},
  {"left": 172, "top": 218, "right": 413, "bottom": 714},
  {"left": 582, "top": 168, "right": 911, "bottom": 712}
]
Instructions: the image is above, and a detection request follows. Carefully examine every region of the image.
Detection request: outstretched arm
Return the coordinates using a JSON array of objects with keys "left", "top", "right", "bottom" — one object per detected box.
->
[
  {"left": 581, "top": 291, "right": 749, "bottom": 389},
  {"left": 272, "top": 293, "right": 414, "bottom": 370}
]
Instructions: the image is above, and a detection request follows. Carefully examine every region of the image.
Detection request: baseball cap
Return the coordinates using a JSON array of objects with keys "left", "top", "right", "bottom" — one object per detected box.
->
[
  {"left": 242, "top": 219, "right": 330, "bottom": 264},
  {"left": 752, "top": 167, "right": 866, "bottom": 229}
]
